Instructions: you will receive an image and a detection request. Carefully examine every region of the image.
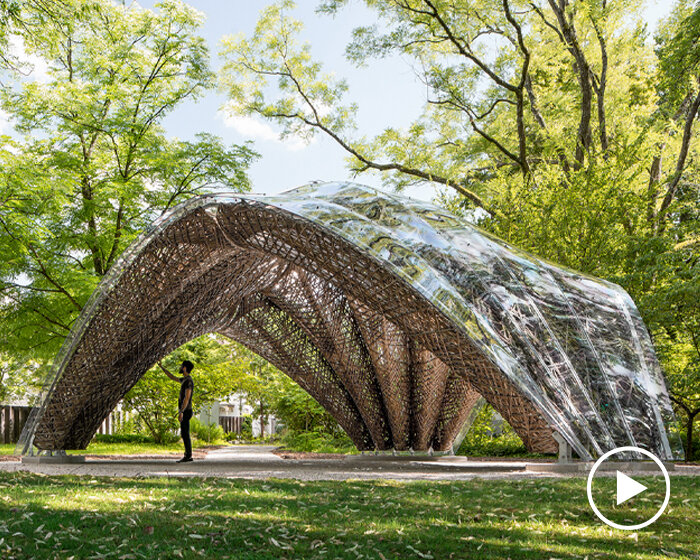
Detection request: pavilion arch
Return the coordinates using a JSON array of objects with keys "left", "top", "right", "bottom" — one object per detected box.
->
[{"left": 17, "top": 182, "right": 683, "bottom": 460}]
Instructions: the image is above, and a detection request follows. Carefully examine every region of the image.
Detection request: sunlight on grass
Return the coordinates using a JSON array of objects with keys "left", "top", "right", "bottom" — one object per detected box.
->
[{"left": 0, "top": 472, "right": 697, "bottom": 559}]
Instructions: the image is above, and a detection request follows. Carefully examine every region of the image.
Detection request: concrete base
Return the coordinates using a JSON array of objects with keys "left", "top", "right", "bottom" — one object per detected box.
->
[
  {"left": 553, "top": 432, "right": 573, "bottom": 464},
  {"left": 21, "top": 455, "right": 86, "bottom": 464},
  {"left": 359, "top": 449, "right": 454, "bottom": 458},
  {"left": 526, "top": 461, "right": 676, "bottom": 474}
]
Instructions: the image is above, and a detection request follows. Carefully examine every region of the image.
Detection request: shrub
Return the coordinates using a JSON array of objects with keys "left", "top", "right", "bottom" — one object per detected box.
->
[
  {"left": 191, "top": 417, "right": 225, "bottom": 443},
  {"left": 223, "top": 431, "right": 239, "bottom": 442},
  {"left": 240, "top": 414, "right": 253, "bottom": 440},
  {"left": 112, "top": 414, "right": 139, "bottom": 436},
  {"left": 93, "top": 433, "right": 154, "bottom": 444},
  {"left": 455, "top": 403, "right": 550, "bottom": 458}
]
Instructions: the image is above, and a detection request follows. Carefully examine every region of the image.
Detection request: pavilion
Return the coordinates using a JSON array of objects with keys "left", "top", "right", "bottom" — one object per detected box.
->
[{"left": 16, "top": 182, "right": 683, "bottom": 460}]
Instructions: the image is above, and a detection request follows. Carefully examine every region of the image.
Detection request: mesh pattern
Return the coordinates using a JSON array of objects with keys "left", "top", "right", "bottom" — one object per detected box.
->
[{"left": 19, "top": 182, "right": 681, "bottom": 459}]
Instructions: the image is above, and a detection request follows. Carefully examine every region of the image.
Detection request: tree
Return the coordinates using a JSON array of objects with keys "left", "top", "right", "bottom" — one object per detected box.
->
[
  {"left": 219, "top": 0, "right": 700, "bottom": 457},
  {"left": 271, "top": 373, "right": 344, "bottom": 436},
  {"left": 641, "top": 0, "right": 700, "bottom": 460},
  {"left": 122, "top": 334, "right": 242, "bottom": 443},
  {"left": 0, "top": 0, "right": 257, "bottom": 364},
  {"left": 210, "top": 336, "right": 347, "bottom": 440},
  {"left": 0, "top": 353, "right": 40, "bottom": 403},
  {"left": 0, "top": 1, "right": 68, "bottom": 73},
  {"left": 219, "top": 344, "right": 283, "bottom": 439}
]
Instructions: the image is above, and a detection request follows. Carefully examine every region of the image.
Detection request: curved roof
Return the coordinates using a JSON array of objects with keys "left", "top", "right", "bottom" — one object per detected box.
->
[{"left": 17, "top": 181, "right": 683, "bottom": 459}]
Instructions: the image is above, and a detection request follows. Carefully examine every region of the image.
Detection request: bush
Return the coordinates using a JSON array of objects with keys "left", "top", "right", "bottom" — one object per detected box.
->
[
  {"left": 161, "top": 431, "right": 182, "bottom": 444},
  {"left": 223, "top": 431, "right": 238, "bottom": 442},
  {"left": 240, "top": 414, "right": 253, "bottom": 440},
  {"left": 456, "top": 403, "right": 551, "bottom": 458},
  {"left": 113, "top": 414, "right": 139, "bottom": 436},
  {"left": 93, "top": 433, "right": 154, "bottom": 444},
  {"left": 191, "top": 418, "right": 225, "bottom": 443},
  {"left": 670, "top": 423, "right": 700, "bottom": 462}
]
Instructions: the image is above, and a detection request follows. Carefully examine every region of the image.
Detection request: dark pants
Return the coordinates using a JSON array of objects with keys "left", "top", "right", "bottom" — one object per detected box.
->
[{"left": 180, "top": 409, "right": 193, "bottom": 458}]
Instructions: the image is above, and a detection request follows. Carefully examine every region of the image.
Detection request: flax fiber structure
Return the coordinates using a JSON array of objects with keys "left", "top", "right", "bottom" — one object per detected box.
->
[{"left": 16, "top": 182, "right": 683, "bottom": 460}]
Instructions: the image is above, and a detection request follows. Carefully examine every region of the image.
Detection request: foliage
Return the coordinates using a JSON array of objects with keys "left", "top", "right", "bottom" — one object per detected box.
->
[
  {"left": 279, "top": 428, "right": 358, "bottom": 454},
  {"left": 122, "top": 334, "right": 240, "bottom": 443},
  {"left": 226, "top": 350, "right": 279, "bottom": 438},
  {"left": 213, "top": 335, "right": 353, "bottom": 442},
  {"left": 220, "top": 0, "right": 700, "bottom": 458},
  {"left": 190, "top": 417, "right": 225, "bottom": 444},
  {"left": 183, "top": 335, "right": 354, "bottom": 445},
  {"left": 223, "top": 430, "right": 239, "bottom": 443},
  {"left": 0, "top": 353, "right": 40, "bottom": 403},
  {"left": 456, "top": 403, "right": 549, "bottom": 458},
  {"left": 0, "top": 0, "right": 257, "bottom": 364},
  {"left": 92, "top": 433, "right": 154, "bottom": 445},
  {"left": 111, "top": 411, "right": 139, "bottom": 437},
  {"left": 240, "top": 413, "right": 253, "bottom": 440},
  {"left": 214, "top": 336, "right": 294, "bottom": 439},
  {"left": 271, "top": 371, "right": 347, "bottom": 436}
]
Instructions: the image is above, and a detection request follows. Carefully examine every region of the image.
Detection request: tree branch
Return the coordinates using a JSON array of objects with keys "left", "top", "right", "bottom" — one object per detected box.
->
[{"left": 657, "top": 86, "right": 700, "bottom": 231}]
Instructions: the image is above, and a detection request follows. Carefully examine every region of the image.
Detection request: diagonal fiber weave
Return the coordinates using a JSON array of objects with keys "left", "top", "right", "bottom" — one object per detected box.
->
[{"left": 17, "top": 182, "right": 683, "bottom": 459}]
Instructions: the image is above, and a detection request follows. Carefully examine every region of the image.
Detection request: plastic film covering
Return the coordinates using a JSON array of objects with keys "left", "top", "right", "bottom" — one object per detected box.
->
[{"left": 16, "top": 181, "right": 683, "bottom": 460}]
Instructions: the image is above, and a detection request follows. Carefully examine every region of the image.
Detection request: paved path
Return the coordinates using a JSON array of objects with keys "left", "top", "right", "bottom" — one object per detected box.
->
[{"left": 2, "top": 445, "right": 699, "bottom": 481}]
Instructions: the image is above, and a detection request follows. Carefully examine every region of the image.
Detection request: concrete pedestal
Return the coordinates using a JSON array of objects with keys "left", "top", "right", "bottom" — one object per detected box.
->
[
  {"left": 21, "top": 453, "right": 86, "bottom": 464},
  {"left": 526, "top": 461, "right": 676, "bottom": 474}
]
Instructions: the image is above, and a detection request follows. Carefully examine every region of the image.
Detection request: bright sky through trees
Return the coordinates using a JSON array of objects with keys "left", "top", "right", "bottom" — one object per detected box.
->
[{"left": 124, "top": 0, "right": 671, "bottom": 201}]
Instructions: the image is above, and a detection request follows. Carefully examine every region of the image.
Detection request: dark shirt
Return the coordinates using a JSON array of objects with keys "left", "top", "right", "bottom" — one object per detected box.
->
[{"left": 178, "top": 376, "right": 194, "bottom": 412}]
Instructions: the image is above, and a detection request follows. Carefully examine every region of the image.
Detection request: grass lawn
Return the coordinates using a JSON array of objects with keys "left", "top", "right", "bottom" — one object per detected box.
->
[
  {"left": 0, "top": 472, "right": 697, "bottom": 560},
  {"left": 64, "top": 440, "right": 226, "bottom": 456},
  {"left": 0, "top": 441, "right": 225, "bottom": 457}
]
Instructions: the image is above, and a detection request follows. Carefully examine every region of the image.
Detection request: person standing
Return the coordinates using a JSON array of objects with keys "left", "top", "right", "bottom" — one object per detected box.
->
[{"left": 158, "top": 359, "right": 195, "bottom": 463}]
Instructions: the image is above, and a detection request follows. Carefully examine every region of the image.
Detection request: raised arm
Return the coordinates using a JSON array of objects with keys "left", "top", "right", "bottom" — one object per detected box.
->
[{"left": 158, "top": 361, "right": 180, "bottom": 382}]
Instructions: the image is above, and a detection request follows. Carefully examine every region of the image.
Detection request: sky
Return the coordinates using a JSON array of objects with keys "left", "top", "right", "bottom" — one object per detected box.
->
[
  {"left": 4, "top": 0, "right": 675, "bottom": 203},
  {"left": 135, "top": 0, "right": 431, "bottom": 198}
]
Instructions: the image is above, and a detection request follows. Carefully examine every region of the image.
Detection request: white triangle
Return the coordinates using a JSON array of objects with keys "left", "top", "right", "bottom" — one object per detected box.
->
[{"left": 616, "top": 471, "right": 647, "bottom": 505}]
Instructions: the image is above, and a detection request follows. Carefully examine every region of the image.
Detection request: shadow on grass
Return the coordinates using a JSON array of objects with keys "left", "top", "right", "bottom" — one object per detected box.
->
[{"left": 0, "top": 472, "right": 697, "bottom": 560}]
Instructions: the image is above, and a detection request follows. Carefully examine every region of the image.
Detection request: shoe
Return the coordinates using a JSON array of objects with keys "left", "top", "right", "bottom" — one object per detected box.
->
[{"left": 176, "top": 456, "right": 193, "bottom": 463}]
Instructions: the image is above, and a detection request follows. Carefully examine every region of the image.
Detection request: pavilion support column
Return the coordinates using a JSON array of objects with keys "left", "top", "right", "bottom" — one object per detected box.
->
[
  {"left": 430, "top": 373, "right": 482, "bottom": 452},
  {"left": 347, "top": 297, "right": 413, "bottom": 451},
  {"left": 409, "top": 342, "right": 450, "bottom": 451},
  {"left": 266, "top": 268, "right": 393, "bottom": 450},
  {"left": 222, "top": 294, "right": 375, "bottom": 451}
]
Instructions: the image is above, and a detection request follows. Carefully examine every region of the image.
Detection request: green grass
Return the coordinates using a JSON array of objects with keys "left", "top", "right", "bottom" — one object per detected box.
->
[
  {"left": 0, "top": 440, "right": 226, "bottom": 457},
  {"left": 277, "top": 430, "right": 360, "bottom": 454},
  {"left": 64, "top": 440, "right": 226, "bottom": 456},
  {"left": 0, "top": 472, "right": 697, "bottom": 559}
]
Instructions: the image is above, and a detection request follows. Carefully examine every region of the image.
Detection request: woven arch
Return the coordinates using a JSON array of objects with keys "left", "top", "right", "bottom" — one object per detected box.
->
[{"left": 18, "top": 182, "right": 682, "bottom": 459}]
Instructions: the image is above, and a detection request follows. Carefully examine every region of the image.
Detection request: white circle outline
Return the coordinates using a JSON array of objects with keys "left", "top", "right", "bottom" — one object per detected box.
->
[{"left": 586, "top": 446, "right": 670, "bottom": 530}]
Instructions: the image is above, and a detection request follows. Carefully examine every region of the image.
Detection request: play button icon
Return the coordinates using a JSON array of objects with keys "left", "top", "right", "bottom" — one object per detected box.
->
[
  {"left": 587, "top": 446, "right": 671, "bottom": 530},
  {"left": 616, "top": 471, "right": 647, "bottom": 505}
]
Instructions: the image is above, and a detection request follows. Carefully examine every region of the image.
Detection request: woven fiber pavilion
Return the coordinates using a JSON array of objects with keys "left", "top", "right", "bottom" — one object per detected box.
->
[{"left": 17, "top": 182, "right": 683, "bottom": 460}]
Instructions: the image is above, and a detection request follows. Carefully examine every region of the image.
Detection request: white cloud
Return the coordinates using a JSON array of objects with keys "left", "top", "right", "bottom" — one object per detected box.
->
[
  {"left": 219, "top": 110, "right": 310, "bottom": 152},
  {"left": 0, "top": 109, "right": 9, "bottom": 134},
  {"left": 8, "top": 35, "right": 51, "bottom": 83},
  {"left": 225, "top": 114, "right": 280, "bottom": 142}
]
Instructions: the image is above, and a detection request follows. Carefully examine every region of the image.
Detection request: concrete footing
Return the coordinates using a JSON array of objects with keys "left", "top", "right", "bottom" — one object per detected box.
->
[
  {"left": 21, "top": 454, "right": 86, "bottom": 464},
  {"left": 526, "top": 461, "right": 676, "bottom": 474}
]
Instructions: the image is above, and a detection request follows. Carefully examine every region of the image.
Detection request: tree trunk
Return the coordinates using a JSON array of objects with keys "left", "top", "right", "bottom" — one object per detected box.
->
[
  {"left": 687, "top": 413, "right": 697, "bottom": 462},
  {"left": 260, "top": 400, "right": 264, "bottom": 438}
]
